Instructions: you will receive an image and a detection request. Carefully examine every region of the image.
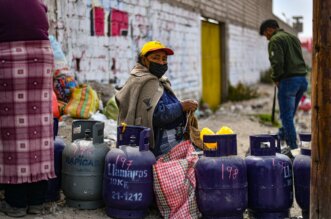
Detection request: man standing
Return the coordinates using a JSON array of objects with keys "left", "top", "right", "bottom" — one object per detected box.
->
[{"left": 260, "top": 19, "right": 308, "bottom": 155}]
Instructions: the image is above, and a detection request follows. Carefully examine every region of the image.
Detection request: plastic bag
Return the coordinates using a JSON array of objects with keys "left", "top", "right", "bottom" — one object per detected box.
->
[
  {"left": 52, "top": 91, "right": 60, "bottom": 118},
  {"left": 185, "top": 111, "right": 203, "bottom": 150},
  {"left": 64, "top": 84, "right": 100, "bottom": 119},
  {"left": 102, "top": 96, "right": 119, "bottom": 121},
  {"left": 153, "top": 140, "right": 200, "bottom": 219},
  {"left": 49, "top": 35, "right": 68, "bottom": 70},
  {"left": 53, "top": 74, "right": 78, "bottom": 102}
]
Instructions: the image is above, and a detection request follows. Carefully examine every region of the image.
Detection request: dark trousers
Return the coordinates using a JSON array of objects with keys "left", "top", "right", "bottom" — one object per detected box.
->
[{"left": 4, "top": 180, "right": 47, "bottom": 208}]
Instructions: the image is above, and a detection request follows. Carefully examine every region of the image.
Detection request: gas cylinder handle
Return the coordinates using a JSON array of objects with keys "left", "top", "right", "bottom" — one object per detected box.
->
[
  {"left": 299, "top": 133, "right": 311, "bottom": 149},
  {"left": 203, "top": 134, "right": 237, "bottom": 157},
  {"left": 250, "top": 135, "right": 276, "bottom": 156},
  {"left": 84, "top": 129, "right": 92, "bottom": 140},
  {"left": 269, "top": 134, "right": 281, "bottom": 153},
  {"left": 259, "top": 141, "right": 271, "bottom": 149},
  {"left": 203, "top": 135, "right": 218, "bottom": 157},
  {"left": 92, "top": 122, "right": 104, "bottom": 144},
  {"left": 72, "top": 120, "right": 104, "bottom": 143},
  {"left": 139, "top": 128, "right": 150, "bottom": 151}
]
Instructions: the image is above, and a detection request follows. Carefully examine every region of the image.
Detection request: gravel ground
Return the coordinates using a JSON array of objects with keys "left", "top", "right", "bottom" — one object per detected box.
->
[{"left": 1, "top": 84, "right": 311, "bottom": 219}]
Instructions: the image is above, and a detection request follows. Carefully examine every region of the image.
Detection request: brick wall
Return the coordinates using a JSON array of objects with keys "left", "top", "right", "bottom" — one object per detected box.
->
[
  {"left": 44, "top": 0, "right": 201, "bottom": 100},
  {"left": 150, "top": 1, "right": 201, "bottom": 99},
  {"left": 44, "top": 0, "right": 296, "bottom": 100},
  {"left": 163, "top": 0, "right": 295, "bottom": 34},
  {"left": 227, "top": 24, "right": 270, "bottom": 85}
]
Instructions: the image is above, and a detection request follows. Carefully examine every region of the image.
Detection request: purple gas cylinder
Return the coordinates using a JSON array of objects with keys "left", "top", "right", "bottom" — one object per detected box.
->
[
  {"left": 103, "top": 125, "right": 156, "bottom": 219},
  {"left": 246, "top": 135, "right": 293, "bottom": 219},
  {"left": 46, "top": 118, "right": 65, "bottom": 202},
  {"left": 195, "top": 134, "right": 248, "bottom": 219},
  {"left": 293, "top": 133, "right": 311, "bottom": 219}
]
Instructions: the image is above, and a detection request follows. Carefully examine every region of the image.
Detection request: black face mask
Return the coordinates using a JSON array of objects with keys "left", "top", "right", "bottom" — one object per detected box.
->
[{"left": 149, "top": 61, "right": 168, "bottom": 78}]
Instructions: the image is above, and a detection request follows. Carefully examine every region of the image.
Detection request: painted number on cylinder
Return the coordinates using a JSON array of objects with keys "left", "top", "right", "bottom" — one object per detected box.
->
[
  {"left": 115, "top": 155, "right": 133, "bottom": 170},
  {"left": 111, "top": 191, "right": 143, "bottom": 202},
  {"left": 221, "top": 164, "right": 239, "bottom": 180},
  {"left": 273, "top": 159, "right": 292, "bottom": 178}
]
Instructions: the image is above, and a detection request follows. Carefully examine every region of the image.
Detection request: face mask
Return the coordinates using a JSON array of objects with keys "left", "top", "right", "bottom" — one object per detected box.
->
[{"left": 149, "top": 61, "right": 168, "bottom": 78}]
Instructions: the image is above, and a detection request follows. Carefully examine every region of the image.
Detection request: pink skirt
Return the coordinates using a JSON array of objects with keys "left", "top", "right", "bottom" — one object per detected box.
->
[{"left": 0, "top": 40, "right": 56, "bottom": 184}]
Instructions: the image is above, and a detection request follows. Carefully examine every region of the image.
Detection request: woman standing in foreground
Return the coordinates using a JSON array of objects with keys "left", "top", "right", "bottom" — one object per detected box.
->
[{"left": 0, "top": 0, "right": 55, "bottom": 217}]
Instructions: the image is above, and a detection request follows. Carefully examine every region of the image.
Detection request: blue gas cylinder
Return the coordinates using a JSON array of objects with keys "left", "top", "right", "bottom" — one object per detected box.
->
[
  {"left": 293, "top": 133, "right": 311, "bottom": 219},
  {"left": 62, "top": 120, "right": 109, "bottom": 209},
  {"left": 195, "top": 134, "right": 247, "bottom": 219},
  {"left": 246, "top": 135, "right": 293, "bottom": 219},
  {"left": 46, "top": 136, "right": 65, "bottom": 202},
  {"left": 103, "top": 125, "right": 156, "bottom": 219}
]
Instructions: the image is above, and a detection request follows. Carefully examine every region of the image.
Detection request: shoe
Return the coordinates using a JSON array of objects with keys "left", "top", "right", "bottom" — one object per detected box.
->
[
  {"left": 0, "top": 201, "right": 27, "bottom": 217},
  {"left": 28, "top": 204, "right": 44, "bottom": 214},
  {"left": 281, "top": 147, "right": 295, "bottom": 160}
]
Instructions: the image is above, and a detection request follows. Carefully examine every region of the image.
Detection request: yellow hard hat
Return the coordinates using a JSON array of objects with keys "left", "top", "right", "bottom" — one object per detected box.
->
[{"left": 140, "top": 41, "right": 174, "bottom": 56}]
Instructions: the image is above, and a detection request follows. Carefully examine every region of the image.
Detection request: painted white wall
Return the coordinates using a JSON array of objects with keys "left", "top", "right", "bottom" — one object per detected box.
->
[
  {"left": 228, "top": 24, "right": 271, "bottom": 85},
  {"left": 150, "top": 1, "right": 201, "bottom": 99},
  {"left": 48, "top": 0, "right": 201, "bottom": 100},
  {"left": 45, "top": 0, "right": 274, "bottom": 101}
]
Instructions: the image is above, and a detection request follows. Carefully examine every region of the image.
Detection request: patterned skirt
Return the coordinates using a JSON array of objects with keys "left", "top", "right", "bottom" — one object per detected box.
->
[{"left": 0, "top": 40, "right": 56, "bottom": 184}]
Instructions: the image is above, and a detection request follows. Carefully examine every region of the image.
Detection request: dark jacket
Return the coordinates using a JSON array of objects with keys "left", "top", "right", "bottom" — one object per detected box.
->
[
  {"left": 153, "top": 89, "right": 185, "bottom": 155},
  {"left": 268, "top": 29, "right": 307, "bottom": 82}
]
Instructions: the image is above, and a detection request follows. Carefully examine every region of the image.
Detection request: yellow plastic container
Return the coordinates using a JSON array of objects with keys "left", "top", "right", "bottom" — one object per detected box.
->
[
  {"left": 200, "top": 127, "right": 217, "bottom": 149},
  {"left": 200, "top": 127, "right": 215, "bottom": 139},
  {"left": 216, "top": 126, "right": 234, "bottom": 135}
]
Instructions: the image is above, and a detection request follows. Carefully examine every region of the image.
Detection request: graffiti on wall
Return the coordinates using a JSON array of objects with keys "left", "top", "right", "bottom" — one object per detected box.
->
[
  {"left": 90, "top": 7, "right": 105, "bottom": 36},
  {"left": 110, "top": 8, "right": 128, "bottom": 36},
  {"left": 90, "top": 6, "right": 128, "bottom": 37}
]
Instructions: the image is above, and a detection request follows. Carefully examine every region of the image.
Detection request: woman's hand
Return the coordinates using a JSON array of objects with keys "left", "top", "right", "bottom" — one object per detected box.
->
[{"left": 180, "top": 99, "right": 198, "bottom": 112}]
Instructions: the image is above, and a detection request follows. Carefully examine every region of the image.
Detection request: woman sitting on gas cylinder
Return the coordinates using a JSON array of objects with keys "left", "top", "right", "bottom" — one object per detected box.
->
[{"left": 116, "top": 41, "right": 198, "bottom": 156}]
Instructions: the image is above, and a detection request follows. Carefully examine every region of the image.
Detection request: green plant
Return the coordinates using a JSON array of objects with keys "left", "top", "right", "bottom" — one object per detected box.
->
[
  {"left": 227, "top": 82, "right": 260, "bottom": 102},
  {"left": 256, "top": 113, "right": 281, "bottom": 127},
  {"left": 260, "top": 68, "right": 273, "bottom": 84}
]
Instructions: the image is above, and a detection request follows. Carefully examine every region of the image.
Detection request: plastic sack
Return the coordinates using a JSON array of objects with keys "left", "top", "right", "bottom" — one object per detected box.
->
[
  {"left": 185, "top": 111, "right": 203, "bottom": 150},
  {"left": 91, "top": 111, "right": 108, "bottom": 122},
  {"left": 49, "top": 35, "right": 68, "bottom": 70},
  {"left": 153, "top": 141, "right": 200, "bottom": 219},
  {"left": 64, "top": 84, "right": 100, "bottom": 119},
  {"left": 52, "top": 91, "right": 60, "bottom": 118},
  {"left": 102, "top": 96, "right": 119, "bottom": 121},
  {"left": 57, "top": 100, "right": 67, "bottom": 116},
  {"left": 53, "top": 74, "right": 78, "bottom": 102},
  {"left": 298, "top": 95, "right": 312, "bottom": 112}
]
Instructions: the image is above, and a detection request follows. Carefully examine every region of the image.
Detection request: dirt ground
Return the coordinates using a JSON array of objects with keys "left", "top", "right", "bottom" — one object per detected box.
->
[{"left": 1, "top": 84, "right": 311, "bottom": 219}]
